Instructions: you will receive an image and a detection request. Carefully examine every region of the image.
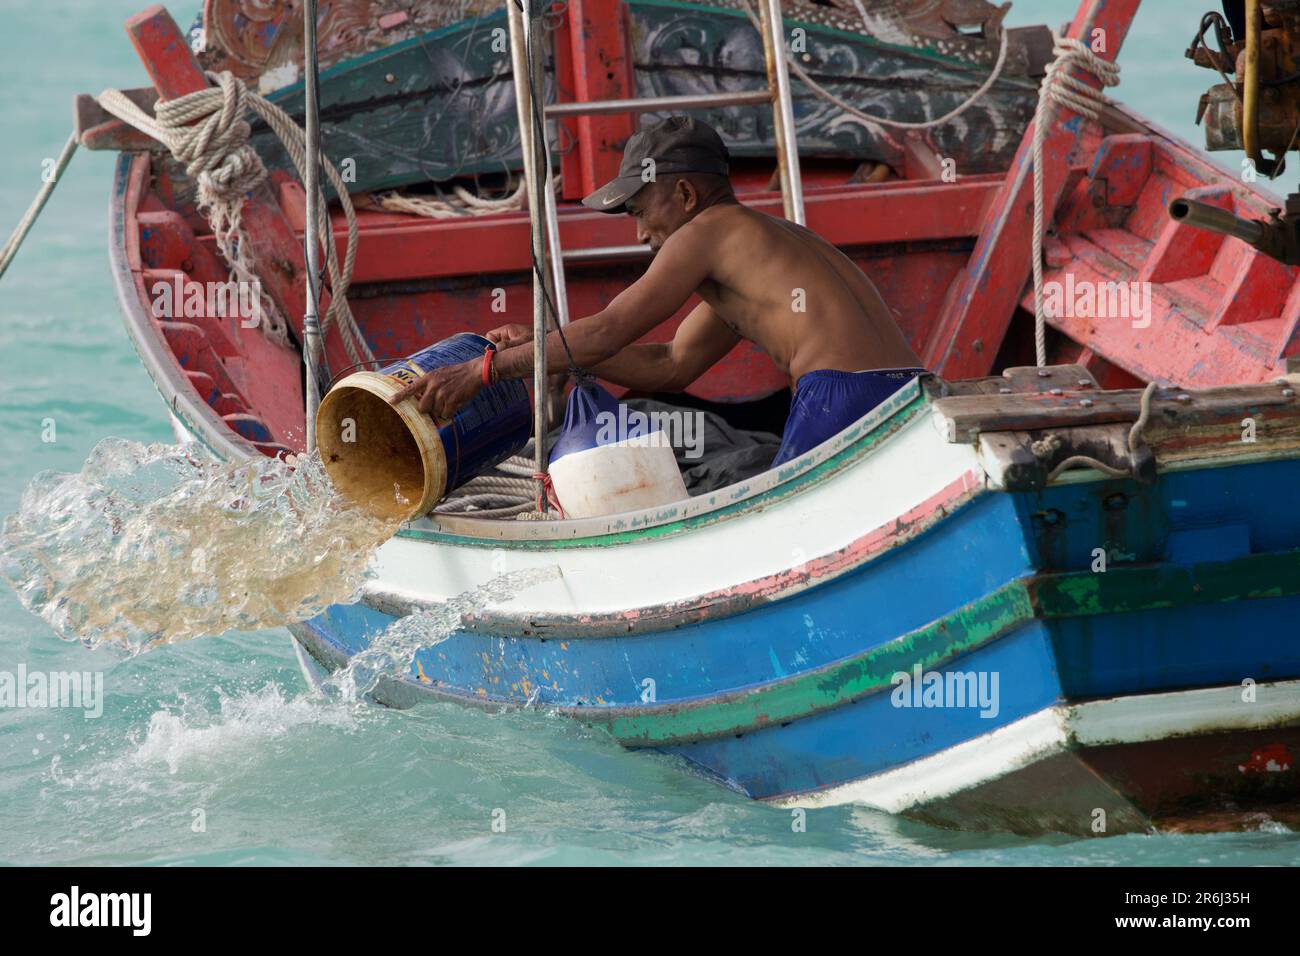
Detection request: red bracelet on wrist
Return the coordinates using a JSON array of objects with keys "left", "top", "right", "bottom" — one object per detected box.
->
[{"left": 481, "top": 342, "right": 497, "bottom": 387}]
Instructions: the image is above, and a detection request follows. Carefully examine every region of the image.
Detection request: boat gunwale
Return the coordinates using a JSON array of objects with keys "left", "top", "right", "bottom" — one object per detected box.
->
[{"left": 110, "top": 151, "right": 266, "bottom": 464}]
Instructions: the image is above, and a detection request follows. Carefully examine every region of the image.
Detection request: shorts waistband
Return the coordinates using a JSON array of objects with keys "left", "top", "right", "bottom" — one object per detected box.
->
[{"left": 795, "top": 367, "right": 928, "bottom": 388}]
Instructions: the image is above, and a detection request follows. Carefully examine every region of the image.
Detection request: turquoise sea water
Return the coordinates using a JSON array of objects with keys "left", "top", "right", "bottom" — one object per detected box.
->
[{"left": 0, "top": 0, "right": 1297, "bottom": 866}]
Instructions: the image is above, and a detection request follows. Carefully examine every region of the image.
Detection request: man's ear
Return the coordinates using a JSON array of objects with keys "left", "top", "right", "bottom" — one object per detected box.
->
[{"left": 675, "top": 176, "right": 698, "bottom": 212}]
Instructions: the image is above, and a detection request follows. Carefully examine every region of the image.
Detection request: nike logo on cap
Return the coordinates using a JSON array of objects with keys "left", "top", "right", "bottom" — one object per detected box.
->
[{"left": 602, "top": 194, "right": 621, "bottom": 206}]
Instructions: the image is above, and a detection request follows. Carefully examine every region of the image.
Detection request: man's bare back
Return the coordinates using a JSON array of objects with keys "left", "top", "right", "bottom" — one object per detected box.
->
[{"left": 682, "top": 201, "right": 921, "bottom": 382}]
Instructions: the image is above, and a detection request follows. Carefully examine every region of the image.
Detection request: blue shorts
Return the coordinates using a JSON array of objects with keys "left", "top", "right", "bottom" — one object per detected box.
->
[{"left": 771, "top": 367, "right": 928, "bottom": 467}]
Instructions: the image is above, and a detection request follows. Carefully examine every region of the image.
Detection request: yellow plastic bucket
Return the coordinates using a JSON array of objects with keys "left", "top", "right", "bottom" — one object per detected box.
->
[{"left": 315, "top": 333, "right": 531, "bottom": 520}]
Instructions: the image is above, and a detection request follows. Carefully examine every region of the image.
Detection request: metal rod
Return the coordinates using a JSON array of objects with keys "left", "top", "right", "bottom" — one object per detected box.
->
[
  {"left": 513, "top": 0, "right": 551, "bottom": 511},
  {"left": 302, "top": 0, "right": 325, "bottom": 455},
  {"left": 758, "top": 0, "right": 805, "bottom": 224},
  {"left": 545, "top": 90, "right": 772, "bottom": 117},
  {"left": 540, "top": 113, "right": 569, "bottom": 330},
  {"left": 1244, "top": 0, "right": 1262, "bottom": 167},
  {"left": 561, "top": 243, "right": 653, "bottom": 262},
  {"left": 1169, "top": 198, "right": 1267, "bottom": 246},
  {"left": 0, "top": 132, "right": 78, "bottom": 281}
]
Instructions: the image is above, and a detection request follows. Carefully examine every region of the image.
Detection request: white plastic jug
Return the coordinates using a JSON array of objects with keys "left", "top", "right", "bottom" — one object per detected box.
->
[{"left": 548, "top": 385, "right": 688, "bottom": 518}]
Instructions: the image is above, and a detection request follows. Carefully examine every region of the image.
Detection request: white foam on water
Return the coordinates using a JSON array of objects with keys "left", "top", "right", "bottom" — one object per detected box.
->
[
  {"left": 0, "top": 438, "right": 402, "bottom": 651},
  {"left": 52, "top": 568, "right": 560, "bottom": 793},
  {"left": 128, "top": 683, "right": 359, "bottom": 776}
]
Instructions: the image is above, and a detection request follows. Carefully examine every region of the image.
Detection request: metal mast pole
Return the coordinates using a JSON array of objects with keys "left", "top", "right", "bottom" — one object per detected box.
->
[
  {"left": 758, "top": 0, "right": 804, "bottom": 224},
  {"left": 302, "top": 0, "right": 325, "bottom": 455},
  {"left": 512, "top": 0, "right": 551, "bottom": 512}
]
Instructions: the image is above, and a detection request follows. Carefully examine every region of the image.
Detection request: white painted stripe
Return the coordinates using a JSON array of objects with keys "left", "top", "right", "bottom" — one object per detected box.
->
[
  {"left": 771, "top": 708, "right": 1070, "bottom": 812},
  {"left": 771, "top": 680, "right": 1300, "bottom": 811},
  {"left": 362, "top": 406, "right": 986, "bottom": 616},
  {"left": 1068, "top": 679, "right": 1300, "bottom": 746}
]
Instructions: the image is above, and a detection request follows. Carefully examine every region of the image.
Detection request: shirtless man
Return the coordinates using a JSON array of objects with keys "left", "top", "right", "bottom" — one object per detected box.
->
[{"left": 392, "top": 116, "right": 926, "bottom": 466}]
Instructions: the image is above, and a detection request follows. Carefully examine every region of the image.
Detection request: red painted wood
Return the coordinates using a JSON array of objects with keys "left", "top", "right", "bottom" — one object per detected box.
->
[
  {"left": 551, "top": 4, "right": 583, "bottom": 202},
  {"left": 925, "top": 0, "right": 1141, "bottom": 378},
  {"left": 1210, "top": 251, "right": 1295, "bottom": 329},
  {"left": 562, "top": 0, "right": 637, "bottom": 198},
  {"left": 1019, "top": 240, "right": 1277, "bottom": 385},
  {"left": 264, "top": 175, "right": 1003, "bottom": 286},
  {"left": 124, "top": 4, "right": 356, "bottom": 377},
  {"left": 1138, "top": 184, "right": 1231, "bottom": 284},
  {"left": 125, "top": 152, "right": 306, "bottom": 450}
]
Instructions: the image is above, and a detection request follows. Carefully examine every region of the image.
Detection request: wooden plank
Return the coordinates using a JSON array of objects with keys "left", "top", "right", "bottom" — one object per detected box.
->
[
  {"left": 558, "top": 0, "right": 636, "bottom": 200},
  {"left": 934, "top": 378, "right": 1300, "bottom": 443},
  {"left": 999, "top": 363, "right": 1099, "bottom": 393},
  {"left": 74, "top": 88, "right": 159, "bottom": 151},
  {"left": 265, "top": 174, "right": 1005, "bottom": 285}
]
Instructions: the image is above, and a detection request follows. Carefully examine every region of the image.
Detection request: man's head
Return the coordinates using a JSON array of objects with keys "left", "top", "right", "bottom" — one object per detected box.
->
[{"left": 581, "top": 116, "right": 735, "bottom": 252}]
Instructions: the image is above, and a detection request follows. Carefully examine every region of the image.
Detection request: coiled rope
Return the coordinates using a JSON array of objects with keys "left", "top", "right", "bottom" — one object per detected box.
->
[
  {"left": 97, "top": 72, "right": 374, "bottom": 367},
  {"left": 1030, "top": 33, "right": 1121, "bottom": 367},
  {"left": 368, "top": 176, "right": 541, "bottom": 219}
]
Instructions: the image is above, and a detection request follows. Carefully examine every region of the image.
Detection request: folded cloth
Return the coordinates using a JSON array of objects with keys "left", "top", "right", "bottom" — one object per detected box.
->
[
  {"left": 771, "top": 367, "right": 927, "bottom": 467},
  {"left": 623, "top": 398, "right": 781, "bottom": 494}
]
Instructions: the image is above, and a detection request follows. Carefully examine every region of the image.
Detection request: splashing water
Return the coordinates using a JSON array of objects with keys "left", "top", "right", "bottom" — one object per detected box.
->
[
  {"left": 324, "top": 566, "right": 562, "bottom": 704},
  {"left": 0, "top": 438, "right": 402, "bottom": 651}
]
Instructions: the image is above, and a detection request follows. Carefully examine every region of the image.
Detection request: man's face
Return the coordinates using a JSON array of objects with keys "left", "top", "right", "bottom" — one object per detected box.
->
[{"left": 625, "top": 178, "right": 692, "bottom": 254}]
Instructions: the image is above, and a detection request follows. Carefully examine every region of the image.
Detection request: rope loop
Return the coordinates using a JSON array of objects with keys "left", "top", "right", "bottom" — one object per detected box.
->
[
  {"left": 97, "top": 72, "right": 375, "bottom": 368},
  {"left": 1031, "top": 33, "right": 1122, "bottom": 368}
]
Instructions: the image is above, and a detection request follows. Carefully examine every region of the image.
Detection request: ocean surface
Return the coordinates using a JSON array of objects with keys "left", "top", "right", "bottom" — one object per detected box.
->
[{"left": 0, "top": 0, "right": 1296, "bottom": 866}]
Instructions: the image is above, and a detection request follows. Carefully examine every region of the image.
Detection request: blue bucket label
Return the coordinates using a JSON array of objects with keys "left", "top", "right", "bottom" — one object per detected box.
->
[{"left": 381, "top": 333, "right": 532, "bottom": 495}]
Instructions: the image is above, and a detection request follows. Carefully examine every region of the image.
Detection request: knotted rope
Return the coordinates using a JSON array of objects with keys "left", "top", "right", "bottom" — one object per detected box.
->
[
  {"left": 97, "top": 72, "right": 374, "bottom": 368},
  {"left": 1030, "top": 381, "right": 1158, "bottom": 483},
  {"left": 1031, "top": 33, "right": 1122, "bottom": 367}
]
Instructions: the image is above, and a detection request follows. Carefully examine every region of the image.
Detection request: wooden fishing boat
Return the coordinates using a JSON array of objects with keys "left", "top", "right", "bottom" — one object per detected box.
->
[{"left": 90, "top": 0, "right": 1300, "bottom": 834}]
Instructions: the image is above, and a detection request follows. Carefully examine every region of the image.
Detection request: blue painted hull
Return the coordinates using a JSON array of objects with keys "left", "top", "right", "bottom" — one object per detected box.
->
[{"left": 291, "top": 453, "right": 1300, "bottom": 832}]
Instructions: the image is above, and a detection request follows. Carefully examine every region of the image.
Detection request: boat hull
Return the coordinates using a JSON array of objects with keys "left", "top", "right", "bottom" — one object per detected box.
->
[{"left": 284, "top": 378, "right": 1300, "bottom": 835}]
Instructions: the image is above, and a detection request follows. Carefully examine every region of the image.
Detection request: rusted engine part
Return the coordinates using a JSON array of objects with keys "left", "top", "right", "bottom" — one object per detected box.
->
[{"left": 1191, "top": 2, "right": 1300, "bottom": 176}]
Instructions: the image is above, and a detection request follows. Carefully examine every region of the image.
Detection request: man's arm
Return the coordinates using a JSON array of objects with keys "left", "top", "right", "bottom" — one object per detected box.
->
[
  {"left": 388, "top": 220, "right": 714, "bottom": 420},
  {"left": 588, "top": 299, "right": 740, "bottom": 391},
  {"left": 491, "top": 222, "right": 713, "bottom": 382}
]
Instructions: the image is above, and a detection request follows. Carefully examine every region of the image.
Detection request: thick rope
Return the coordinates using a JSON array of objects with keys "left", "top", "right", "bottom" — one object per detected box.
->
[
  {"left": 741, "top": 0, "right": 1010, "bottom": 131},
  {"left": 1031, "top": 34, "right": 1121, "bottom": 367},
  {"left": 1032, "top": 381, "right": 1158, "bottom": 482},
  {"left": 97, "top": 73, "right": 374, "bottom": 367},
  {"left": 369, "top": 176, "right": 535, "bottom": 219}
]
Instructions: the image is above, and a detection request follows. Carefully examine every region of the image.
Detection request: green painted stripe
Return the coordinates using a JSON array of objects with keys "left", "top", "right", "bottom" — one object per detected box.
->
[
  {"left": 590, "top": 546, "right": 1300, "bottom": 746},
  {"left": 398, "top": 384, "right": 930, "bottom": 550},
  {"left": 593, "top": 580, "right": 1035, "bottom": 746},
  {"left": 1032, "top": 548, "right": 1300, "bottom": 618}
]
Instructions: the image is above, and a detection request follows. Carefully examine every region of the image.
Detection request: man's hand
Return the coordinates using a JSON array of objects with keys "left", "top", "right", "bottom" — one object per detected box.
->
[
  {"left": 485, "top": 323, "right": 533, "bottom": 350},
  {"left": 388, "top": 359, "right": 482, "bottom": 421}
]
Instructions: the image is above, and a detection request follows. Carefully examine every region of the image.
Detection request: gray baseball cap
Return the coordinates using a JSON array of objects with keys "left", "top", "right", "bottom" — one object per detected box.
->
[{"left": 581, "top": 116, "right": 730, "bottom": 214}]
